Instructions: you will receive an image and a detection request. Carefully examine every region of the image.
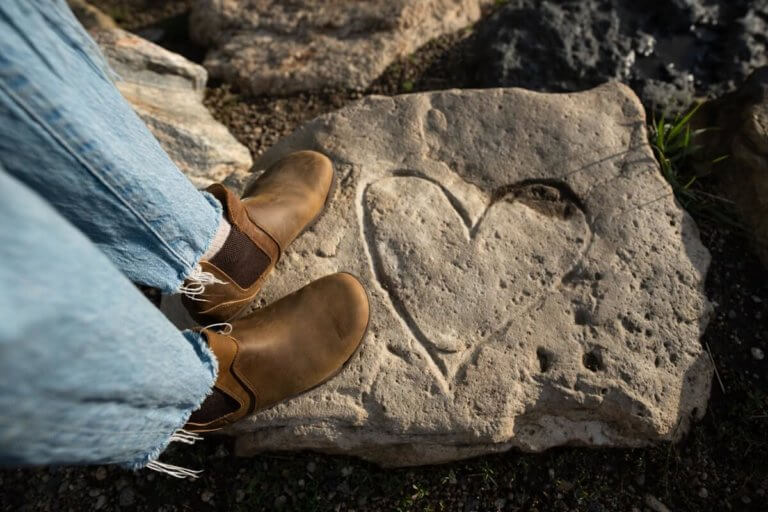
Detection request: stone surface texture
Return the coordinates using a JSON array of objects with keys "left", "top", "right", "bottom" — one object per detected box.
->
[
  {"left": 189, "top": 0, "right": 493, "bottom": 95},
  {"left": 87, "top": 24, "right": 252, "bottom": 187},
  {"left": 692, "top": 67, "right": 768, "bottom": 269},
  {"left": 471, "top": 0, "right": 768, "bottom": 114},
  {"left": 226, "top": 84, "right": 714, "bottom": 466}
]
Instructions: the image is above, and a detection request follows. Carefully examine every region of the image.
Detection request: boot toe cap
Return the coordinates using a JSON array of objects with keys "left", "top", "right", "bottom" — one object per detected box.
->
[{"left": 323, "top": 273, "right": 370, "bottom": 352}]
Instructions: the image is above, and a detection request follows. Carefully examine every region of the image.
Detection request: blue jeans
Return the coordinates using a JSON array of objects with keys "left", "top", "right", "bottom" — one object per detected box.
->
[{"left": 0, "top": 1, "right": 220, "bottom": 469}]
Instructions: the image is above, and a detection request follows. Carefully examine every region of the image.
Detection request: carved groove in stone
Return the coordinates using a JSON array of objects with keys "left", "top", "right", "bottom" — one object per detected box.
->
[{"left": 362, "top": 173, "right": 593, "bottom": 389}]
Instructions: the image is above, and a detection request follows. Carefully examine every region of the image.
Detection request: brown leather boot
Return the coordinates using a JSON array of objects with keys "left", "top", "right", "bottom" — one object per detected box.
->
[
  {"left": 184, "top": 150, "right": 335, "bottom": 323},
  {"left": 185, "top": 273, "right": 369, "bottom": 432}
]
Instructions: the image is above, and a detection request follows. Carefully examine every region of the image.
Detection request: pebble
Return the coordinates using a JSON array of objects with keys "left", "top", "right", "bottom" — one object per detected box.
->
[
  {"left": 236, "top": 490, "right": 245, "bottom": 503},
  {"left": 728, "top": 310, "right": 737, "bottom": 320},
  {"left": 119, "top": 488, "right": 135, "bottom": 507},
  {"left": 306, "top": 461, "right": 317, "bottom": 473},
  {"left": 274, "top": 495, "right": 288, "bottom": 509},
  {"left": 201, "top": 490, "right": 214, "bottom": 503},
  {"left": 752, "top": 295, "right": 762, "bottom": 303},
  {"left": 94, "top": 467, "right": 107, "bottom": 481},
  {"left": 751, "top": 347, "right": 765, "bottom": 360},
  {"left": 644, "top": 494, "right": 671, "bottom": 512},
  {"left": 699, "top": 487, "right": 708, "bottom": 498},
  {"left": 94, "top": 495, "right": 107, "bottom": 510},
  {"left": 341, "top": 466, "right": 354, "bottom": 477}
]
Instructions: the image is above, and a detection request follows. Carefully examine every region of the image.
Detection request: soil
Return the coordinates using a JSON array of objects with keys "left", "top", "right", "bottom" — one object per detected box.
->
[{"left": 1, "top": 2, "right": 767, "bottom": 511}]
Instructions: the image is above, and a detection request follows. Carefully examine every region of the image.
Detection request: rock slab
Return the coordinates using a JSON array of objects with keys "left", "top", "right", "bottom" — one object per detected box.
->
[
  {"left": 75, "top": 4, "right": 253, "bottom": 188},
  {"left": 189, "top": 0, "right": 492, "bottom": 95},
  {"left": 226, "top": 84, "right": 713, "bottom": 466},
  {"left": 692, "top": 67, "right": 768, "bottom": 269}
]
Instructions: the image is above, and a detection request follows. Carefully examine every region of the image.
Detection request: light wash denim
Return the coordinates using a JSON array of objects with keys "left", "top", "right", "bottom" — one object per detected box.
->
[{"left": 0, "top": 0, "right": 222, "bottom": 470}]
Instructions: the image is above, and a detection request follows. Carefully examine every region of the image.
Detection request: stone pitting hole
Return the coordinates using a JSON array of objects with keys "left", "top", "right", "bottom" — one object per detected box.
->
[
  {"left": 536, "top": 347, "right": 553, "bottom": 373},
  {"left": 573, "top": 307, "right": 591, "bottom": 326},
  {"left": 583, "top": 350, "right": 604, "bottom": 372}
]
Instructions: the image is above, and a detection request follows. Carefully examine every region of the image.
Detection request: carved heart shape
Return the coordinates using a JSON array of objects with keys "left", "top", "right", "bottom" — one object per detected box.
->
[{"left": 364, "top": 175, "right": 591, "bottom": 382}]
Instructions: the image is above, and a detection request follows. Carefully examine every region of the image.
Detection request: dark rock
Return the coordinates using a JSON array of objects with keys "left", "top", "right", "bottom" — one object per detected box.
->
[
  {"left": 691, "top": 67, "right": 768, "bottom": 268},
  {"left": 471, "top": 0, "right": 768, "bottom": 114}
]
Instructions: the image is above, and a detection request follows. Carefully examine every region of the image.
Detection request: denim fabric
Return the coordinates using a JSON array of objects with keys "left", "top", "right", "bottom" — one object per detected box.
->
[
  {"left": 0, "top": 0, "right": 224, "bottom": 469},
  {"left": 0, "top": 0, "right": 222, "bottom": 293},
  {"left": 0, "top": 170, "right": 217, "bottom": 469}
]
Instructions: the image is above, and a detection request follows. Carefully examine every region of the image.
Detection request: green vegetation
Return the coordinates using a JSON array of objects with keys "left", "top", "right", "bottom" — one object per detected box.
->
[{"left": 649, "top": 104, "right": 740, "bottom": 230}]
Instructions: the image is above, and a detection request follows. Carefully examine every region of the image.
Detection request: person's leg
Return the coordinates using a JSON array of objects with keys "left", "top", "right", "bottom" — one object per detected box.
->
[
  {"left": 0, "top": 168, "right": 216, "bottom": 471},
  {"left": 0, "top": 0, "right": 221, "bottom": 292}
]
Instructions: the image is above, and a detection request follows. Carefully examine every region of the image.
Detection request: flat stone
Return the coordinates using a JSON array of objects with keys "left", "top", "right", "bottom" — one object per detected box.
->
[
  {"left": 189, "top": 0, "right": 492, "bottom": 95},
  {"left": 470, "top": 0, "right": 768, "bottom": 113},
  {"left": 85, "top": 22, "right": 252, "bottom": 188},
  {"left": 226, "top": 84, "right": 713, "bottom": 466},
  {"left": 691, "top": 67, "right": 768, "bottom": 269}
]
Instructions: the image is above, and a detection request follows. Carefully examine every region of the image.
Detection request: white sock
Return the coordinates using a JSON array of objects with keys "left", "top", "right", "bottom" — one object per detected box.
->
[{"left": 202, "top": 216, "right": 232, "bottom": 261}]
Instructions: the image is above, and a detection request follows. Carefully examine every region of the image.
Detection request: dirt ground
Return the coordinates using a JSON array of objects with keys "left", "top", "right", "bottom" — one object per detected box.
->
[{"left": 1, "top": 2, "right": 767, "bottom": 511}]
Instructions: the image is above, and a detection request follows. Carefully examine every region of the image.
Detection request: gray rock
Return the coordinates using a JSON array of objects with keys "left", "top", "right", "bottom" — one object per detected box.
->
[
  {"left": 82, "top": 18, "right": 252, "bottom": 188},
  {"left": 226, "top": 84, "right": 713, "bottom": 466},
  {"left": 189, "top": 0, "right": 493, "bottom": 95},
  {"left": 691, "top": 67, "right": 768, "bottom": 269},
  {"left": 470, "top": 0, "right": 768, "bottom": 114}
]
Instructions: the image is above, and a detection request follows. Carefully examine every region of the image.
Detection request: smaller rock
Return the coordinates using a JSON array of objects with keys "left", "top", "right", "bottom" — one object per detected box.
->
[
  {"left": 94, "top": 467, "right": 107, "bottom": 481},
  {"left": 752, "top": 347, "right": 765, "bottom": 360},
  {"left": 341, "top": 466, "right": 353, "bottom": 477},
  {"left": 753, "top": 295, "right": 763, "bottom": 303},
  {"left": 190, "top": 0, "right": 491, "bottom": 94},
  {"left": 72, "top": 4, "right": 253, "bottom": 189},
  {"left": 274, "top": 495, "right": 288, "bottom": 509},
  {"left": 94, "top": 495, "right": 107, "bottom": 510},
  {"left": 235, "top": 490, "right": 245, "bottom": 503},
  {"left": 306, "top": 461, "right": 317, "bottom": 473},
  {"left": 201, "top": 490, "right": 214, "bottom": 504},
  {"left": 644, "top": 494, "right": 671, "bottom": 512},
  {"left": 66, "top": 0, "right": 116, "bottom": 31},
  {"left": 728, "top": 310, "right": 737, "bottom": 320}
]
